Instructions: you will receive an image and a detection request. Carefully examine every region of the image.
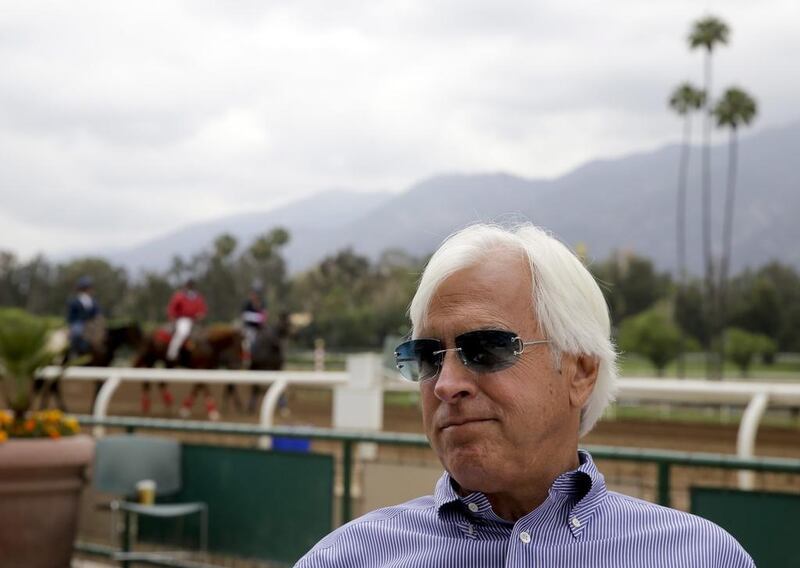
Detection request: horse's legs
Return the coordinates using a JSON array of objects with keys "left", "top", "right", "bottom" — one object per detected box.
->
[
  {"left": 33, "top": 376, "right": 46, "bottom": 409},
  {"left": 179, "top": 383, "right": 204, "bottom": 418},
  {"left": 223, "top": 383, "right": 244, "bottom": 414},
  {"left": 38, "top": 377, "right": 68, "bottom": 412},
  {"left": 141, "top": 381, "right": 152, "bottom": 414},
  {"left": 247, "top": 385, "right": 263, "bottom": 415},
  {"left": 196, "top": 383, "right": 220, "bottom": 421},
  {"left": 157, "top": 382, "right": 174, "bottom": 412}
]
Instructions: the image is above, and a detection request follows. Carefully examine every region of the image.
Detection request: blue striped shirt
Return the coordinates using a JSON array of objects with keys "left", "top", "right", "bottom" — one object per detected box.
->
[{"left": 295, "top": 450, "right": 754, "bottom": 567}]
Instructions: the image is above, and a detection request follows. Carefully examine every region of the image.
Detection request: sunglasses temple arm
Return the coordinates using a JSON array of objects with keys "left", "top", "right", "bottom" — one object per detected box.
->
[{"left": 516, "top": 339, "right": 550, "bottom": 355}]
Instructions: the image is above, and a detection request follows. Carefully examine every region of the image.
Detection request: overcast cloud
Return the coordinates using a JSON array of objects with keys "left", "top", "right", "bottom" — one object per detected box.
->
[{"left": 1, "top": 0, "right": 798, "bottom": 258}]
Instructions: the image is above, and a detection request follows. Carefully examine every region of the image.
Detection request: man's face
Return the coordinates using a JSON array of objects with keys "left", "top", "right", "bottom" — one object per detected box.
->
[{"left": 418, "top": 250, "right": 588, "bottom": 496}]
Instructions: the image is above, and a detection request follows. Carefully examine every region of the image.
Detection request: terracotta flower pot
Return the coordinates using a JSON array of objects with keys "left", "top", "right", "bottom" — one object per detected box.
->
[{"left": 0, "top": 434, "right": 95, "bottom": 568}]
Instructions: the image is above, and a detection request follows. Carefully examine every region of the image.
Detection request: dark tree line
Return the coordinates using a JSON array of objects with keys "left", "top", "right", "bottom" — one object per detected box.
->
[
  {"left": 1, "top": 235, "right": 798, "bottom": 354},
  {"left": 590, "top": 251, "right": 800, "bottom": 355},
  {"left": 0, "top": 230, "right": 423, "bottom": 350}
]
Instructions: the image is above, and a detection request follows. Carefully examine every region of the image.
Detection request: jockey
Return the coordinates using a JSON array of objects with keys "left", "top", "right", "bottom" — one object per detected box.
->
[
  {"left": 241, "top": 280, "right": 268, "bottom": 364},
  {"left": 67, "top": 276, "right": 102, "bottom": 357},
  {"left": 166, "top": 278, "right": 207, "bottom": 363}
]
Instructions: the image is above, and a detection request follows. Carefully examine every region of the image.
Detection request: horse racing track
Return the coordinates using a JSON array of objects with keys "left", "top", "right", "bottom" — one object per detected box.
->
[{"left": 56, "top": 378, "right": 800, "bottom": 455}]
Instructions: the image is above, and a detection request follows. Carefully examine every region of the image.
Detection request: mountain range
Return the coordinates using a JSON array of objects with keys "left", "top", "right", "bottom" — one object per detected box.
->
[{"left": 102, "top": 121, "right": 800, "bottom": 276}]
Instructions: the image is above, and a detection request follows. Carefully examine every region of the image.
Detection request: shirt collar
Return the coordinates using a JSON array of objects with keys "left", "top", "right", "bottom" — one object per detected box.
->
[{"left": 434, "top": 449, "right": 607, "bottom": 534}]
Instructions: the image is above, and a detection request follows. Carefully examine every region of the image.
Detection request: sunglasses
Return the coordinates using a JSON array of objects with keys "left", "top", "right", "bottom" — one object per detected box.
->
[{"left": 394, "top": 329, "right": 550, "bottom": 383}]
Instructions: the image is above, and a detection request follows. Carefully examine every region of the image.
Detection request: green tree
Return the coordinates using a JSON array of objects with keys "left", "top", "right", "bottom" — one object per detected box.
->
[
  {"left": 758, "top": 334, "right": 778, "bottom": 366},
  {"left": 674, "top": 280, "right": 708, "bottom": 346},
  {"left": 289, "top": 248, "right": 423, "bottom": 349},
  {"left": 728, "top": 263, "right": 800, "bottom": 352},
  {"left": 668, "top": 82, "right": 706, "bottom": 377},
  {"left": 713, "top": 87, "right": 758, "bottom": 367},
  {"left": 0, "top": 252, "right": 55, "bottom": 315},
  {"left": 591, "top": 252, "right": 671, "bottom": 326},
  {"left": 688, "top": 14, "right": 730, "bottom": 378},
  {"left": 201, "top": 234, "right": 239, "bottom": 322},
  {"left": 725, "top": 327, "right": 774, "bottom": 377},
  {"left": 729, "top": 273, "right": 779, "bottom": 339},
  {"left": 240, "top": 228, "right": 291, "bottom": 309},
  {"left": 51, "top": 258, "right": 128, "bottom": 319},
  {"left": 121, "top": 272, "right": 174, "bottom": 323},
  {"left": 618, "top": 308, "right": 683, "bottom": 376}
]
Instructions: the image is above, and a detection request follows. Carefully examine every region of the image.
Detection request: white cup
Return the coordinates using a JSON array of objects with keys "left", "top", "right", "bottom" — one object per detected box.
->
[{"left": 136, "top": 479, "right": 156, "bottom": 505}]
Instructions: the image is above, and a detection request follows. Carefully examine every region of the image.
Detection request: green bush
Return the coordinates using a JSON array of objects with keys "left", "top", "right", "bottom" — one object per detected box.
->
[
  {"left": 618, "top": 308, "right": 682, "bottom": 375},
  {"left": 758, "top": 334, "right": 778, "bottom": 365},
  {"left": 726, "top": 327, "right": 776, "bottom": 376}
]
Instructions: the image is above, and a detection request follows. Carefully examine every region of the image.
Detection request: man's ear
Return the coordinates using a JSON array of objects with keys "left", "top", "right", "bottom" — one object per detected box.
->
[{"left": 565, "top": 353, "right": 599, "bottom": 410}]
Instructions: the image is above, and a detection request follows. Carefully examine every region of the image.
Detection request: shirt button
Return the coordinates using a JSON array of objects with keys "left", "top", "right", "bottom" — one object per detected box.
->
[
  {"left": 468, "top": 503, "right": 479, "bottom": 512},
  {"left": 519, "top": 531, "right": 531, "bottom": 544},
  {"left": 571, "top": 517, "right": 581, "bottom": 528}
]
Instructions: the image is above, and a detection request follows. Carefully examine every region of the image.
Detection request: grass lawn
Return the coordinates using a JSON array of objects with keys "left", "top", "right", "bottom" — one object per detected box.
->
[{"left": 618, "top": 352, "right": 800, "bottom": 380}]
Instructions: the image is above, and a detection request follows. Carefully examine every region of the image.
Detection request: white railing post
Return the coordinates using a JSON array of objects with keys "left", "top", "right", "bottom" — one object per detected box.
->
[
  {"left": 92, "top": 372, "right": 121, "bottom": 438},
  {"left": 737, "top": 392, "right": 770, "bottom": 490},
  {"left": 334, "top": 354, "right": 383, "bottom": 431},
  {"left": 314, "top": 338, "right": 326, "bottom": 372},
  {"left": 258, "top": 379, "right": 288, "bottom": 450}
]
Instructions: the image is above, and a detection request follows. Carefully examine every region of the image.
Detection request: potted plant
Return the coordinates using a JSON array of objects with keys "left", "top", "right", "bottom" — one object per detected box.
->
[{"left": 0, "top": 308, "right": 95, "bottom": 568}]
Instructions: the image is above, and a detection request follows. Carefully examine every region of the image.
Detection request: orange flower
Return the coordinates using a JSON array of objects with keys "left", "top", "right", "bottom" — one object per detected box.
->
[
  {"left": 24, "top": 419, "right": 36, "bottom": 432},
  {"left": 47, "top": 429, "right": 61, "bottom": 439},
  {"left": 0, "top": 430, "right": 7, "bottom": 443}
]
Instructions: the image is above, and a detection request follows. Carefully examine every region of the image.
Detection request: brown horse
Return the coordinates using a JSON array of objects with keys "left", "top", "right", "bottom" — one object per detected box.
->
[
  {"left": 35, "top": 321, "right": 144, "bottom": 411},
  {"left": 245, "top": 313, "right": 291, "bottom": 414},
  {"left": 134, "top": 323, "right": 244, "bottom": 419}
]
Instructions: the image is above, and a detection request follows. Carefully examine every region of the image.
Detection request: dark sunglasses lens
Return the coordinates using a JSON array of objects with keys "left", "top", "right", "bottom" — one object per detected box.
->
[
  {"left": 395, "top": 339, "right": 441, "bottom": 382},
  {"left": 456, "top": 330, "right": 519, "bottom": 373}
]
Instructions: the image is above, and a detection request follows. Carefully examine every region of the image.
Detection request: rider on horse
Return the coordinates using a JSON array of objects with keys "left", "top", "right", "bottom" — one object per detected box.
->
[
  {"left": 166, "top": 278, "right": 207, "bottom": 364},
  {"left": 241, "top": 279, "right": 268, "bottom": 367},
  {"left": 67, "top": 275, "right": 104, "bottom": 358}
]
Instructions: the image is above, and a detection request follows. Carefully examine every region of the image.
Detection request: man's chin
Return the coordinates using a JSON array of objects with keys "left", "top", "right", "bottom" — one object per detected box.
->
[
  {"left": 448, "top": 466, "right": 505, "bottom": 497},
  {"left": 440, "top": 447, "right": 501, "bottom": 489}
]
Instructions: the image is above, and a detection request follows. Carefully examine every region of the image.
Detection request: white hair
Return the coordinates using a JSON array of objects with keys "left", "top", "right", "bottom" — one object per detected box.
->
[{"left": 409, "top": 223, "right": 618, "bottom": 437}]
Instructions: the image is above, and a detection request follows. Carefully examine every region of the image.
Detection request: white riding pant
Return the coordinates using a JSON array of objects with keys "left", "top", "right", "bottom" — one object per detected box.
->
[{"left": 167, "top": 317, "right": 194, "bottom": 361}]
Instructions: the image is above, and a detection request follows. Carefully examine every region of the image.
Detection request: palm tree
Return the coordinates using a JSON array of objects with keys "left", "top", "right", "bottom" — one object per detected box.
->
[
  {"left": 668, "top": 83, "right": 705, "bottom": 378},
  {"left": 713, "top": 87, "right": 758, "bottom": 370},
  {"left": 0, "top": 309, "right": 58, "bottom": 420},
  {"left": 688, "top": 15, "right": 729, "bottom": 378}
]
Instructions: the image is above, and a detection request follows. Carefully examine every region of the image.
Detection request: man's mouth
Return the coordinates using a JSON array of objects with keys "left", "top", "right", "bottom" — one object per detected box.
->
[{"left": 441, "top": 417, "right": 494, "bottom": 431}]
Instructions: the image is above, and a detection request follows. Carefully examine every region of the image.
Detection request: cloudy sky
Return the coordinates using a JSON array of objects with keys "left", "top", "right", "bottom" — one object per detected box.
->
[{"left": 2, "top": 0, "right": 798, "bottom": 259}]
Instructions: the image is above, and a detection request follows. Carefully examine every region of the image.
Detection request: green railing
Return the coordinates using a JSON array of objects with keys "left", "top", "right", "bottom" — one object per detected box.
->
[{"left": 76, "top": 415, "right": 800, "bottom": 521}]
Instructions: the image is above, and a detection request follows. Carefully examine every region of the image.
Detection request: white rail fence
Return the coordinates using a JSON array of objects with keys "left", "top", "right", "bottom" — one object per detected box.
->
[{"left": 40, "top": 354, "right": 800, "bottom": 489}]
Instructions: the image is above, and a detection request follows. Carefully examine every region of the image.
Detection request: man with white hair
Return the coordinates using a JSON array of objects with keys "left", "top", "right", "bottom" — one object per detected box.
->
[{"left": 295, "top": 223, "right": 753, "bottom": 567}]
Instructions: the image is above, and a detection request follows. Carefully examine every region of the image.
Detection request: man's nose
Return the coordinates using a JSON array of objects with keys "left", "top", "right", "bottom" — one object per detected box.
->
[{"left": 432, "top": 350, "right": 477, "bottom": 403}]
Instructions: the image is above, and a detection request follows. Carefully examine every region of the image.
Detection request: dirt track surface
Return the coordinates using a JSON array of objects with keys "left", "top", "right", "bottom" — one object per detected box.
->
[{"left": 55, "top": 380, "right": 800, "bottom": 458}]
